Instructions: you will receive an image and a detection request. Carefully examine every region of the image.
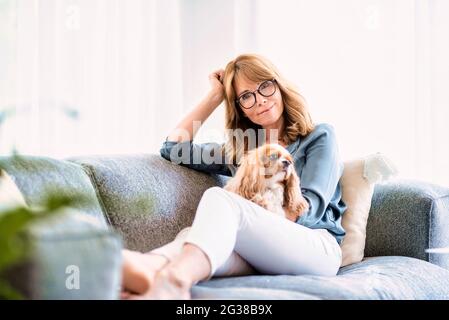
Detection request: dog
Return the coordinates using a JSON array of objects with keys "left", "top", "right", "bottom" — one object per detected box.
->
[{"left": 224, "top": 143, "right": 309, "bottom": 222}]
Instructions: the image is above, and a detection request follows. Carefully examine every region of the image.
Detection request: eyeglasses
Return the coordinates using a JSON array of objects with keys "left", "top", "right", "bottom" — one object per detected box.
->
[{"left": 235, "top": 79, "right": 277, "bottom": 110}]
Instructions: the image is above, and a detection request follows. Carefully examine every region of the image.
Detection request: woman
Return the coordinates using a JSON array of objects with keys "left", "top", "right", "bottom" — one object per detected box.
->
[{"left": 121, "top": 53, "right": 346, "bottom": 299}]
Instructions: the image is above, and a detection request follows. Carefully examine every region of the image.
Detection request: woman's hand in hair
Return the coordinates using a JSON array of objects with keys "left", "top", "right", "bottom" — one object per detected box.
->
[{"left": 208, "top": 69, "right": 225, "bottom": 105}]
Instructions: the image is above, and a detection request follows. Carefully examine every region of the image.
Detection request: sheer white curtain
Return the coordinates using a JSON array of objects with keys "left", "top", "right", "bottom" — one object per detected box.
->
[
  {"left": 0, "top": 0, "right": 246, "bottom": 157},
  {"left": 1, "top": 0, "right": 448, "bottom": 186},
  {"left": 0, "top": 0, "right": 184, "bottom": 157}
]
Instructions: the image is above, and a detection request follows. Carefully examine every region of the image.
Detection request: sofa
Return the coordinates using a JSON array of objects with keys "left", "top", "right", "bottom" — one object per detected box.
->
[{"left": 1, "top": 153, "right": 449, "bottom": 300}]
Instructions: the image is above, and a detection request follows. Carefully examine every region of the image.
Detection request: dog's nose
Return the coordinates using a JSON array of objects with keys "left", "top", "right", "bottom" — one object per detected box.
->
[{"left": 282, "top": 160, "right": 291, "bottom": 168}]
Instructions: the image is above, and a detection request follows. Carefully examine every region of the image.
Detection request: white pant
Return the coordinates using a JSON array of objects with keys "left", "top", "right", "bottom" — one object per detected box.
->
[{"left": 151, "top": 186, "right": 342, "bottom": 280}]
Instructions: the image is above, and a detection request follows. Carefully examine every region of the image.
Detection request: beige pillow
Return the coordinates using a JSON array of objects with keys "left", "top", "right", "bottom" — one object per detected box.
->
[
  {"left": 0, "top": 169, "right": 26, "bottom": 210},
  {"left": 339, "top": 153, "right": 398, "bottom": 267}
]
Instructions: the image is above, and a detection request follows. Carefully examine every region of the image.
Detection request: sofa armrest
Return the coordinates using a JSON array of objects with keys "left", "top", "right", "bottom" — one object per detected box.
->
[
  {"left": 4, "top": 209, "right": 123, "bottom": 299},
  {"left": 365, "top": 179, "right": 449, "bottom": 269}
]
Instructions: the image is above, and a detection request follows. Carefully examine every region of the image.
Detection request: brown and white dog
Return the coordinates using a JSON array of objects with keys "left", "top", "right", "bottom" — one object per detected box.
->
[{"left": 224, "top": 143, "right": 309, "bottom": 222}]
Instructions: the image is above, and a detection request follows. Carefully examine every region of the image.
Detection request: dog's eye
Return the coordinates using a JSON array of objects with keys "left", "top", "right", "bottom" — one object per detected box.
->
[{"left": 269, "top": 154, "right": 279, "bottom": 161}]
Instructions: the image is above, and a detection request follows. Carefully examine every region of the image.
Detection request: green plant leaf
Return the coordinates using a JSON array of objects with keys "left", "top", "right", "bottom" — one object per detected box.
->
[{"left": 0, "top": 189, "right": 93, "bottom": 299}]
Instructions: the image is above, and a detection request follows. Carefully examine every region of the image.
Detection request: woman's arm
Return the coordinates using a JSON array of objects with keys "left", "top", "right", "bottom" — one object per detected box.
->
[
  {"left": 167, "top": 70, "right": 225, "bottom": 142},
  {"left": 160, "top": 69, "right": 233, "bottom": 177},
  {"left": 296, "top": 124, "right": 346, "bottom": 225}
]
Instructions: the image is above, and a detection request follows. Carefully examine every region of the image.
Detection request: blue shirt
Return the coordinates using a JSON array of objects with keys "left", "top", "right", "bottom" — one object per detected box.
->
[{"left": 160, "top": 123, "right": 347, "bottom": 244}]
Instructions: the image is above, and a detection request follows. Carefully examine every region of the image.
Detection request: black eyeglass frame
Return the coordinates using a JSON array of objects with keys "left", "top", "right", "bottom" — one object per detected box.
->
[{"left": 235, "top": 79, "right": 277, "bottom": 110}]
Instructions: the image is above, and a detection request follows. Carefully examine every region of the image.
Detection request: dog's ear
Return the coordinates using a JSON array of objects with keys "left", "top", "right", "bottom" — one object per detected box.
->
[
  {"left": 284, "top": 170, "right": 309, "bottom": 221},
  {"left": 239, "top": 159, "right": 265, "bottom": 200},
  {"left": 224, "top": 151, "right": 264, "bottom": 200}
]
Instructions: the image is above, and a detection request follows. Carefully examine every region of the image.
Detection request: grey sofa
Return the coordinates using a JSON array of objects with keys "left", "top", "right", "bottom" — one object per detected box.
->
[{"left": 1, "top": 153, "right": 449, "bottom": 300}]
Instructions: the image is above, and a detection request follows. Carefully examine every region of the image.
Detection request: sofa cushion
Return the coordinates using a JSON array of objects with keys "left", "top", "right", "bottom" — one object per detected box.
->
[
  {"left": 0, "top": 156, "right": 109, "bottom": 229},
  {"left": 69, "top": 154, "right": 228, "bottom": 252},
  {"left": 192, "top": 256, "right": 449, "bottom": 299}
]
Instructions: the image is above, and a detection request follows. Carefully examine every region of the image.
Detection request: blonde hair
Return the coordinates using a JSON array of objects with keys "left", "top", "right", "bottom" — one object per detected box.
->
[{"left": 222, "top": 53, "right": 314, "bottom": 164}]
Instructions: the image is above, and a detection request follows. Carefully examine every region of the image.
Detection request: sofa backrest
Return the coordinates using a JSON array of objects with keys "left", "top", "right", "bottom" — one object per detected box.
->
[
  {"left": 0, "top": 155, "right": 109, "bottom": 229},
  {"left": 69, "top": 154, "right": 228, "bottom": 252},
  {"left": 366, "top": 180, "right": 449, "bottom": 270}
]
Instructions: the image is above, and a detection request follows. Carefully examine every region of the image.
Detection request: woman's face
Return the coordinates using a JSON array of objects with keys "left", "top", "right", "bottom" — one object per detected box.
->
[{"left": 233, "top": 76, "right": 284, "bottom": 128}]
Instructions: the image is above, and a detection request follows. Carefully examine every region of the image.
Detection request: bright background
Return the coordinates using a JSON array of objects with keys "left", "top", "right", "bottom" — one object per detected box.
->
[{"left": 0, "top": 0, "right": 448, "bottom": 187}]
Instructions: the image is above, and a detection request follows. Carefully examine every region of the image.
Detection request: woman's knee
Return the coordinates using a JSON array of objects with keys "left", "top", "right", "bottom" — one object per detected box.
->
[
  {"left": 204, "top": 186, "right": 224, "bottom": 195},
  {"left": 201, "top": 186, "right": 242, "bottom": 219},
  {"left": 202, "top": 186, "right": 234, "bottom": 203}
]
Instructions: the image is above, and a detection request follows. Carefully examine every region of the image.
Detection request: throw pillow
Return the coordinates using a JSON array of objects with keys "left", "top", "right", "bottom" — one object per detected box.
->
[
  {"left": 339, "top": 153, "right": 398, "bottom": 267},
  {"left": 0, "top": 169, "right": 26, "bottom": 210}
]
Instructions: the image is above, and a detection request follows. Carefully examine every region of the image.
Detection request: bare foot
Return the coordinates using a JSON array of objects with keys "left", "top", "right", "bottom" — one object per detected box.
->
[
  {"left": 125, "top": 266, "right": 192, "bottom": 300},
  {"left": 121, "top": 249, "right": 169, "bottom": 296}
]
